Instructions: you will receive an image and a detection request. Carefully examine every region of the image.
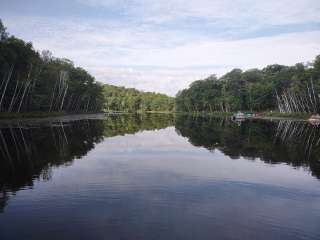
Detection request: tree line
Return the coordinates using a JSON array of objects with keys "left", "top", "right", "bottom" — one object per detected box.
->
[
  {"left": 0, "top": 19, "right": 104, "bottom": 114},
  {"left": 0, "top": 19, "right": 175, "bottom": 115},
  {"left": 104, "top": 84, "right": 175, "bottom": 112},
  {"left": 3, "top": 17, "right": 320, "bottom": 115},
  {"left": 176, "top": 55, "right": 320, "bottom": 113}
]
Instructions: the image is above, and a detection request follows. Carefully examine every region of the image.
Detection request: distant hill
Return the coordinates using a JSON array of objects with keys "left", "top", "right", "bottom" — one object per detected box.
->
[{"left": 103, "top": 84, "right": 175, "bottom": 112}]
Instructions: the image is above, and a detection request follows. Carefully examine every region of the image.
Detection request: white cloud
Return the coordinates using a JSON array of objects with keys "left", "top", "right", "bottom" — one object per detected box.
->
[
  {"left": 77, "top": 0, "right": 320, "bottom": 25},
  {"left": 89, "top": 31, "right": 320, "bottom": 95},
  {"left": 92, "top": 67, "right": 225, "bottom": 96},
  {"left": 3, "top": 0, "right": 320, "bottom": 95}
]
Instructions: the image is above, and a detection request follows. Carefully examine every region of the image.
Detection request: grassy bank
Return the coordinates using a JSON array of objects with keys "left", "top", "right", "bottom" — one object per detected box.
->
[
  {"left": 256, "top": 112, "right": 311, "bottom": 120},
  {"left": 0, "top": 111, "right": 172, "bottom": 119},
  {"left": 104, "top": 110, "right": 175, "bottom": 114},
  {"left": 0, "top": 110, "right": 314, "bottom": 121},
  {"left": 175, "top": 111, "right": 312, "bottom": 120},
  {"left": 175, "top": 111, "right": 233, "bottom": 117},
  {"left": 0, "top": 112, "right": 65, "bottom": 119}
]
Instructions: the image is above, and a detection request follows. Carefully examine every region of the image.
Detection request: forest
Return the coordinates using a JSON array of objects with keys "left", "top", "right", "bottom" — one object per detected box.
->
[
  {"left": 2, "top": 17, "right": 320, "bottom": 116},
  {"left": 0, "top": 19, "right": 175, "bottom": 115},
  {"left": 0, "top": 19, "right": 105, "bottom": 114},
  {"left": 176, "top": 56, "right": 320, "bottom": 113},
  {"left": 104, "top": 84, "right": 175, "bottom": 112}
]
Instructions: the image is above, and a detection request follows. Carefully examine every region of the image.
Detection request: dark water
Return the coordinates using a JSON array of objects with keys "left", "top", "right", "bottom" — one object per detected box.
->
[{"left": 0, "top": 114, "right": 320, "bottom": 240}]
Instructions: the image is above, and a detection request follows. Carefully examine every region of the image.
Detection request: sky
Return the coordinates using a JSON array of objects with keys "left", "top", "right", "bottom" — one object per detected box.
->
[{"left": 1, "top": 0, "right": 320, "bottom": 96}]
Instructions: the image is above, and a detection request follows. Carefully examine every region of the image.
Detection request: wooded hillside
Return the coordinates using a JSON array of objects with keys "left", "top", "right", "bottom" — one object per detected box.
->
[
  {"left": 0, "top": 19, "right": 104, "bottom": 114},
  {"left": 104, "top": 84, "right": 175, "bottom": 112},
  {"left": 176, "top": 56, "right": 320, "bottom": 113}
]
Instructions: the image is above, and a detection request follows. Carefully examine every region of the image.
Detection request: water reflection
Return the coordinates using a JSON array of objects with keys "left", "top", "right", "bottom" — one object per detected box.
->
[
  {"left": 0, "top": 120, "right": 104, "bottom": 212},
  {"left": 2, "top": 114, "right": 320, "bottom": 194},
  {"left": 0, "top": 114, "right": 320, "bottom": 240},
  {"left": 0, "top": 114, "right": 174, "bottom": 212},
  {"left": 175, "top": 115, "right": 320, "bottom": 179},
  {"left": 276, "top": 120, "right": 320, "bottom": 160}
]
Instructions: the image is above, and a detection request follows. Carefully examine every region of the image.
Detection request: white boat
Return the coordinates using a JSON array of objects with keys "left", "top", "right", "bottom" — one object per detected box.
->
[
  {"left": 308, "top": 115, "right": 320, "bottom": 124},
  {"left": 234, "top": 112, "right": 246, "bottom": 119}
]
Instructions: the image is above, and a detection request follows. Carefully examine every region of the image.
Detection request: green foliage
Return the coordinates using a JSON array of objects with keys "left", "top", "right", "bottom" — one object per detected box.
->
[
  {"left": 176, "top": 56, "right": 320, "bottom": 113},
  {"left": 103, "top": 84, "right": 175, "bottom": 112},
  {"left": 0, "top": 19, "right": 104, "bottom": 114},
  {"left": 0, "top": 19, "right": 8, "bottom": 41},
  {"left": 260, "top": 111, "right": 310, "bottom": 120}
]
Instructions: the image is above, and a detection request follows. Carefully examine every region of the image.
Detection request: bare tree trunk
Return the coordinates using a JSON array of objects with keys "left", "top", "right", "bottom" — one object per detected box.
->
[
  {"left": 310, "top": 78, "right": 318, "bottom": 113},
  {"left": 85, "top": 96, "right": 90, "bottom": 113},
  {"left": 8, "top": 78, "right": 19, "bottom": 112},
  {"left": 17, "top": 80, "right": 31, "bottom": 113},
  {"left": 49, "top": 78, "right": 58, "bottom": 112},
  {"left": 59, "top": 85, "right": 68, "bottom": 111},
  {"left": 0, "top": 65, "right": 14, "bottom": 111}
]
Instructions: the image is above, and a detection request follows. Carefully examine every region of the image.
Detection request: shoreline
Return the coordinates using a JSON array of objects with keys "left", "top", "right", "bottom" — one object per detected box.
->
[
  {"left": 0, "top": 112, "right": 65, "bottom": 119},
  {"left": 175, "top": 111, "right": 312, "bottom": 121},
  {"left": 0, "top": 111, "right": 316, "bottom": 122},
  {"left": 252, "top": 115, "right": 308, "bottom": 122},
  {"left": 0, "top": 112, "right": 112, "bottom": 126}
]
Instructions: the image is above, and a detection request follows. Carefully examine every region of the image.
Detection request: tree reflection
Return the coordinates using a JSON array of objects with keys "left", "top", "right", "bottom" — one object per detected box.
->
[
  {"left": 175, "top": 115, "right": 320, "bottom": 179},
  {"left": 1, "top": 113, "right": 320, "bottom": 213},
  {"left": 0, "top": 113, "right": 174, "bottom": 212},
  {"left": 275, "top": 120, "right": 320, "bottom": 160}
]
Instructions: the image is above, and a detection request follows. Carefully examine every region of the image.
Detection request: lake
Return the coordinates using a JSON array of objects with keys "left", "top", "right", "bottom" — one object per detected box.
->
[{"left": 0, "top": 114, "right": 320, "bottom": 240}]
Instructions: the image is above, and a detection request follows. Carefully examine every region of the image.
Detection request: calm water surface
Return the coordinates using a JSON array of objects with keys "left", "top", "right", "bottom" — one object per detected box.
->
[{"left": 0, "top": 114, "right": 320, "bottom": 240}]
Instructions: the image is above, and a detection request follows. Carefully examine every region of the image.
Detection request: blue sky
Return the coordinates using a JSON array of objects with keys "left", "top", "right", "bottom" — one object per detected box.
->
[{"left": 1, "top": 0, "right": 320, "bottom": 95}]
